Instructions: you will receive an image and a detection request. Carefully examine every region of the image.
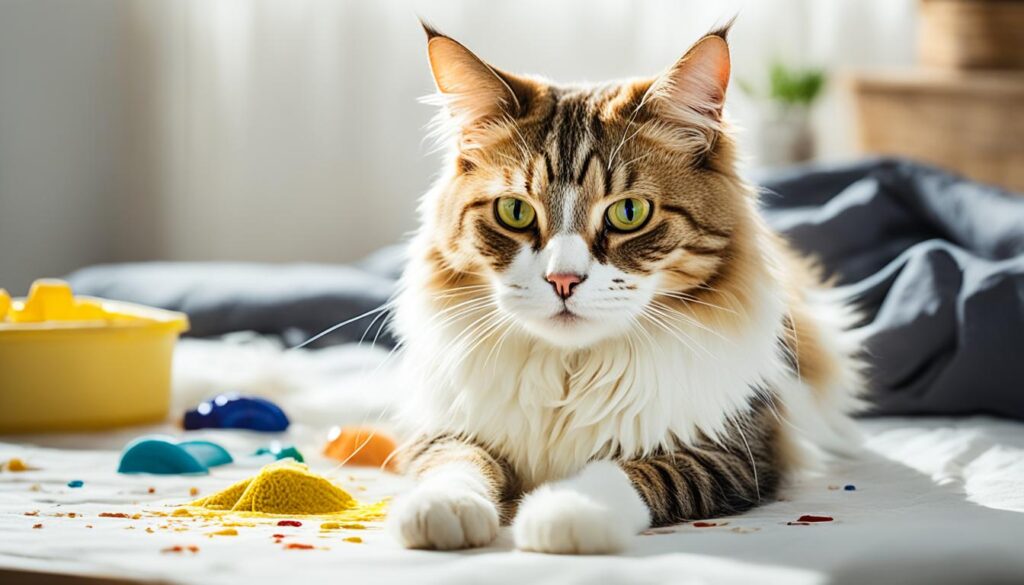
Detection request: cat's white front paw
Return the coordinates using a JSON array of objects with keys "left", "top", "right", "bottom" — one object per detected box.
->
[
  {"left": 513, "top": 485, "right": 633, "bottom": 554},
  {"left": 389, "top": 485, "right": 499, "bottom": 550}
]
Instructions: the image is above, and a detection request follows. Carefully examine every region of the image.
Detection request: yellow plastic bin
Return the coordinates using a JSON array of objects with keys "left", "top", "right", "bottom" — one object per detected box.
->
[{"left": 0, "top": 279, "right": 189, "bottom": 433}]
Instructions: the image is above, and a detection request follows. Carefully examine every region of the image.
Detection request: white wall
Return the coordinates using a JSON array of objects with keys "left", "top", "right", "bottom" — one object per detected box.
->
[{"left": 0, "top": 0, "right": 917, "bottom": 295}]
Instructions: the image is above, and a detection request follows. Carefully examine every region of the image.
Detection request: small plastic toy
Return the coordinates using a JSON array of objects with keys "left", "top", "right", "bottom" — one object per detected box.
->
[
  {"left": 118, "top": 436, "right": 234, "bottom": 475},
  {"left": 0, "top": 289, "right": 10, "bottom": 320},
  {"left": 253, "top": 443, "right": 304, "bottom": 463},
  {"left": 183, "top": 394, "right": 290, "bottom": 432},
  {"left": 323, "top": 426, "right": 398, "bottom": 471},
  {"left": 1, "top": 457, "right": 34, "bottom": 472}
]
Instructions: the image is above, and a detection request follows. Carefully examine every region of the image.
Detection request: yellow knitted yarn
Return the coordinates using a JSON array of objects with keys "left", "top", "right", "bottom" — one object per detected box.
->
[{"left": 189, "top": 461, "right": 373, "bottom": 516}]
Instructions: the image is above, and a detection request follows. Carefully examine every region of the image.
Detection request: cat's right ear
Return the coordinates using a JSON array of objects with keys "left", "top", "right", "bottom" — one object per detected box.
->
[{"left": 422, "top": 23, "right": 533, "bottom": 133}]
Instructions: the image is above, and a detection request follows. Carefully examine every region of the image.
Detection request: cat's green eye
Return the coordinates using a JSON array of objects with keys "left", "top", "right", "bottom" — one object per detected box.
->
[
  {"left": 605, "top": 198, "right": 651, "bottom": 232},
  {"left": 495, "top": 196, "right": 536, "bottom": 231}
]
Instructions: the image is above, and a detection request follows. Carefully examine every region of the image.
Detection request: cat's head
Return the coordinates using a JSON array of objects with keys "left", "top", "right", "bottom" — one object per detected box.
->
[{"left": 415, "top": 24, "right": 757, "bottom": 349}]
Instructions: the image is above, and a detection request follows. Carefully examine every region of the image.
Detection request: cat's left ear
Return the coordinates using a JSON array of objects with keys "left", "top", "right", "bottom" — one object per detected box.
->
[{"left": 643, "top": 26, "right": 732, "bottom": 150}]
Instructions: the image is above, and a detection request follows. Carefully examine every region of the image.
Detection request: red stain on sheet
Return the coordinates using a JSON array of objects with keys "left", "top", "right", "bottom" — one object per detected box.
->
[
  {"left": 796, "top": 515, "right": 833, "bottom": 523},
  {"left": 162, "top": 545, "right": 200, "bottom": 554},
  {"left": 277, "top": 520, "right": 302, "bottom": 527},
  {"left": 285, "top": 543, "right": 314, "bottom": 550}
]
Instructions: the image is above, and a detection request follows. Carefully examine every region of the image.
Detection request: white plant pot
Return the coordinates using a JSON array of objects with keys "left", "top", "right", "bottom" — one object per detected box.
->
[{"left": 756, "top": 105, "right": 815, "bottom": 167}]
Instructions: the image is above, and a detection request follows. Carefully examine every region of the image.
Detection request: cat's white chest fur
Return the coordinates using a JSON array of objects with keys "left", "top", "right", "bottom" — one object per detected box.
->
[{"left": 396, "top": 279, "right": 789, "bottom": 488}]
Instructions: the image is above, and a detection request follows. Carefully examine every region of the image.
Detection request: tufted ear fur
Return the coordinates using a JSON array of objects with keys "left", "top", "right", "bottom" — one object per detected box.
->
[
  {"left": 642, "top": 25, "right": 732, "bottom": 155},
  {"left": 422, "top": 23, "right": 536, "bottom": 139}
]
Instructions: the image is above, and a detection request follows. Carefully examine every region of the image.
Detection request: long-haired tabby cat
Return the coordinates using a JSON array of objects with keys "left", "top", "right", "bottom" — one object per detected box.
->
[{"left": 388, "top": 22, "right": 863, "bottom": 554}]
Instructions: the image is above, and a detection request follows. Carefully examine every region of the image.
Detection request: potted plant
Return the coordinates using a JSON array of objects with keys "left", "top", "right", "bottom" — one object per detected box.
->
[{"left": 741, "top": 62, "right": 825, "bottom": 166}]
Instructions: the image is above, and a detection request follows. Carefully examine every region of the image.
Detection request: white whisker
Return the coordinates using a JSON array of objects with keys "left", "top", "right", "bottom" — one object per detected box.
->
[{"left": 289, "top": 302, "right": 392, "bottom": 350}]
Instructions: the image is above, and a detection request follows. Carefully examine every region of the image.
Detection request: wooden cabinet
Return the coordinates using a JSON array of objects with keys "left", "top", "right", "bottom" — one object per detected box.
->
[{"left": 920, "top": 0, "right": 1024, "bottom": 69}]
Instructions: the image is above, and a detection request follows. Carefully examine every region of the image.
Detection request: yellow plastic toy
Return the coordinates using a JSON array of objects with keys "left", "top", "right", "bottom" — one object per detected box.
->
[{"left": 0, "top": 279, "right": 189, "bottom": 433}]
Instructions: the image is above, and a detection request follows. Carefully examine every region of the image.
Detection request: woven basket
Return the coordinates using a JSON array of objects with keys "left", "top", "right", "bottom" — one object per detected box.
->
[
  {"left": 919, "top": 0, "right": 1024, "bottom": 69},
  {"left": 850, "top": 70, "right": 1024, "bottom": 193}
]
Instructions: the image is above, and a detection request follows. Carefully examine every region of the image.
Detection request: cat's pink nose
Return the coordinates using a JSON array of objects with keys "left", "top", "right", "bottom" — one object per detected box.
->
[{"left": 546, "top": 272, "right": 585, "bottom": 300}]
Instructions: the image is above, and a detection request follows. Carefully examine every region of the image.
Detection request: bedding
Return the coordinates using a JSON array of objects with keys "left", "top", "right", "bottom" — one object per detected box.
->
[
  {"left": 66, "top": 158, "right": 1024, "bottom": 420},
  {"left": 2, "top": 337, "right": 1024, "bottom": 585},
  {"left": 759, "top": 158, "right": 1024, "bottom": 420},
  {"left": 67, "top": 254, "right": 401, "bottom": 349}
]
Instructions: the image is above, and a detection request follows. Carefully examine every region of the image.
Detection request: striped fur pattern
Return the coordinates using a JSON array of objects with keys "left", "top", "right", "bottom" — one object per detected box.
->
[
  {"left": 397, "top": 434, "right": 521, "bottom": 524},
  {"left": 620, "top": 398, "right": 783, "bottom": 526},
  {"left": 388, "top": 23, "right": 864, "bottom": 554}
]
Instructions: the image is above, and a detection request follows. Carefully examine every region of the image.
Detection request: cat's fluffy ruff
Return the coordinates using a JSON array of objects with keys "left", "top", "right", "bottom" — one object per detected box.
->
[{"left": 396, "top": 210, "right": 799, "bottom": 488}]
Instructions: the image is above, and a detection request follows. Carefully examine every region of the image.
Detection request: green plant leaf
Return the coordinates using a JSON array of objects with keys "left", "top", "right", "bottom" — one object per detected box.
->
[{"left": 766, "top": 61, "right": 825, "bottom": 105}]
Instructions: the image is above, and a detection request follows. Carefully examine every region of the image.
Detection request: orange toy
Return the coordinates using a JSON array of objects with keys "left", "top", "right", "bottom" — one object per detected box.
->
[{"left": 323, "top": 426, "right": 398, "bottom": 471}]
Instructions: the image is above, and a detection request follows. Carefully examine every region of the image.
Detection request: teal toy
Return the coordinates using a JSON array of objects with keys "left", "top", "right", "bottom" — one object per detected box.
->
[
  {"left": 253, "top": 443, "right": 304, "bottom": 463},
  {"left": 118, "top": 436, "right": 234, "bottom": 475}
]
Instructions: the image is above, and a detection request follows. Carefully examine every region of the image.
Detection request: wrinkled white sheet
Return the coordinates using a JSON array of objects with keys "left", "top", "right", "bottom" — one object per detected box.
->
[{"left": 1, "top": 338, "right": 1023, "bottom": 585}]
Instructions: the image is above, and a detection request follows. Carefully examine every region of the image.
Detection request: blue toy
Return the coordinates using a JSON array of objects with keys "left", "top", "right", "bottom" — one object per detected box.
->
[
  {"left": 118, "top": 436, "right": 233, "bottom": 475},
  {"left": 183, "top": 394, "right": 290, "bottom": 432}
]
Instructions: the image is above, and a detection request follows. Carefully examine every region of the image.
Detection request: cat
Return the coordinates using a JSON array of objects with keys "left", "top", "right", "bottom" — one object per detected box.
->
[{"left": 387, "top": 22, "right": 864, "bottom": 554}]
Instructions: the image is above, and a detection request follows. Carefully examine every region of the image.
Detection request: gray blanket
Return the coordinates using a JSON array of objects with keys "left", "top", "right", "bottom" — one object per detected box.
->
[
  {"left": 760, "top": 159, "right": 1024, "bottom": 419},
  {"left": 68, "top": 159, "right": 1024, "bottom": 419},
  {"left": 68, "top": 248, "right": 402, "bottom": 349}
]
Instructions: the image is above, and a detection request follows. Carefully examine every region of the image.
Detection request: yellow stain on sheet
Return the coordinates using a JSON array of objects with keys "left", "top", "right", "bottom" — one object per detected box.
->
[
  {"left": 320, "top": 521, "right": 369, "bottom": 531},
  {"left": 209, "top": 528, "right": 238, "bottom": 536}
]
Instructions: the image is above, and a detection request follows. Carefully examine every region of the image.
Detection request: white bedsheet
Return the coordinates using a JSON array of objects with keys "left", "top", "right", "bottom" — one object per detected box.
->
[{"left": 2, "top": 338, "right": 1023, "bottom": 585}]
